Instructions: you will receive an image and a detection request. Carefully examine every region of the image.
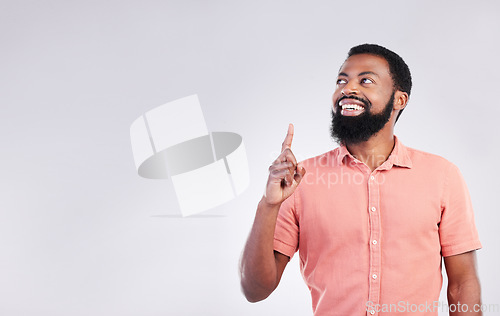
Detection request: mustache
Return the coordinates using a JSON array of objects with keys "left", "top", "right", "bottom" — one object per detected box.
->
[{"left": 336, "top": 95, "right": 371, "bottom": 108}]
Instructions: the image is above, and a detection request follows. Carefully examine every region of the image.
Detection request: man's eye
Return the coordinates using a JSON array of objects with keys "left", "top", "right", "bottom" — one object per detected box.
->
[
  {"left": 361, "top": 78, "right": 374, "bottom": 84},
  {"left": 336, "top": 78, "right": 347, "bottom": 85}
]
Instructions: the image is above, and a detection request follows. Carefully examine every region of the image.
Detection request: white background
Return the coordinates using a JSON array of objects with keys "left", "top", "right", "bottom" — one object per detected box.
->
[{"left": 1, "top": 0, "right": 498, "bottom": 315}]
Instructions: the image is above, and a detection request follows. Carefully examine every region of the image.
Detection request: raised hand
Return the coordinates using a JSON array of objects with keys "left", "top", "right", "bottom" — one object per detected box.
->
[{"left": 264, "top": 124, "right": 306, "bottom": 206}]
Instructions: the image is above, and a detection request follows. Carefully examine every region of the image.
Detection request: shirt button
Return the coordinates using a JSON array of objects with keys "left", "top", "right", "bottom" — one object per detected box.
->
[
  {"left": 371, "top": 207, "right": 376, "bottom": 212},
  {"left": 372, "top": 274, "right": 377, "bottom": 279},
  {"left": 370, "top": 175, "right": 375, "bottom": 180},
  {"left": 372, "top": 240, "right": 378, "bottom": 245},
  {"left": 370, "top": 310, "right": 376, "bottom": 315}
]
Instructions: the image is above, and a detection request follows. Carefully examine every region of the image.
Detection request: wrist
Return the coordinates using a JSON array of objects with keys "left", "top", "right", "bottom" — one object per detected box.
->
[{"left": 259, "top": 196, "right": 282, "bottom": 211}]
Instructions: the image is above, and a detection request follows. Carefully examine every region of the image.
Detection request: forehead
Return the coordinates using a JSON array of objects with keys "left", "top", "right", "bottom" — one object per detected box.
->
[{"left": 338, "top": 53, "right": 391, "bottom": 78}]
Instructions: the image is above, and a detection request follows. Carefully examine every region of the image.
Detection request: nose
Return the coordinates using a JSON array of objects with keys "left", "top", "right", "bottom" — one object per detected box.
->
[{"left": 341, "top": 81, "right": 359, "bottom": 96}]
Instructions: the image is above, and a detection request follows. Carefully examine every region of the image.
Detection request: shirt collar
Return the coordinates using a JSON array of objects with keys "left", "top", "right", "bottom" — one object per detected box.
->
[{"left": 336, "top": 135, "right": 412, "bottom": 169}]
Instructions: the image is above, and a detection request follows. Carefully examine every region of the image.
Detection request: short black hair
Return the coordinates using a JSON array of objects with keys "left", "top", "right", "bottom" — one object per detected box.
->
[{"left": 347, "top": 44, "right": 412, "bottom": 121}]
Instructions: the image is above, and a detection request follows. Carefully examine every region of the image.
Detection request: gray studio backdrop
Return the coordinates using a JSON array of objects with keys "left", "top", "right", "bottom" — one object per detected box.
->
[{"left": 1, "top": 1, "right": 498, "bottom": 315}]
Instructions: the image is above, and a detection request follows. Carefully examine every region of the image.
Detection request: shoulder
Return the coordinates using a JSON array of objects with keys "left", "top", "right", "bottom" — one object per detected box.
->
[
  {"left": 400, "top": 144, "right": 468, "bottom": 188},
  {"left": 404, "top": 145, "right": 457, "bottom": 170}
]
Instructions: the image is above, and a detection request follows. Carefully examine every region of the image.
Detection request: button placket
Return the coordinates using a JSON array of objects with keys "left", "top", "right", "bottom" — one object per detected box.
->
[{"left": 367, "top": 171, "right": 382, "bottom": 311}]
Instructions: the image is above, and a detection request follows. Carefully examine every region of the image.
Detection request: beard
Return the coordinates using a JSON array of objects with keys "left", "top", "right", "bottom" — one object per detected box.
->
[{"left": 330, "top": 92, "right": 395, "bottom": 145}]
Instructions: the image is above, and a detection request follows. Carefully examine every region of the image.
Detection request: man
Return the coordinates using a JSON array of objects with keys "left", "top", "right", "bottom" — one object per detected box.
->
[{"left": 239, "top": 44, "right": 482, "bottom": 315}]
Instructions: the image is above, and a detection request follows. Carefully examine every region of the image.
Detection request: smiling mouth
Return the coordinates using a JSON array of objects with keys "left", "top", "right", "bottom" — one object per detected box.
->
[
  {"left": 341, "top": 104, "right": 364, "bottom": 111},
  {"left": 339, "top": 103, "right": 365, "bottom": 116}
]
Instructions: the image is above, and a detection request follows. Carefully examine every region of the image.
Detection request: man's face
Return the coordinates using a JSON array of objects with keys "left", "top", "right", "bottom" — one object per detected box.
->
[{"left": 330, "top": 53, "right": 398, "bottom": 145}]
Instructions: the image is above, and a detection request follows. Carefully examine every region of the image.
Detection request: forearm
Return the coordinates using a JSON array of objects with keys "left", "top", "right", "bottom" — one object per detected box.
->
[
  {"left": 447, "top": 277, "right": 482, "bottom": 315},
  {"left": 240, "top": 198, "right": 282, "bottom": 302},
  {"left": 240, "top": 124, "right": 304, "bottom": 302}
]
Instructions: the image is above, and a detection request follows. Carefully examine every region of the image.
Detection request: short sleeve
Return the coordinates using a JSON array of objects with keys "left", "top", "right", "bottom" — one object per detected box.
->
[
  {"left": 439, "top": 163, "right": 482, "bottom": 257},
  {"left": 273, "top": 191, "right": 299, "bottom": 260}
]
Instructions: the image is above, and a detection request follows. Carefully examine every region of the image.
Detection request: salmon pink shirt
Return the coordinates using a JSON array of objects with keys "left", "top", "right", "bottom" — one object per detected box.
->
[{"left": 273, "top": 136, "right": 481, "bottom": 316}]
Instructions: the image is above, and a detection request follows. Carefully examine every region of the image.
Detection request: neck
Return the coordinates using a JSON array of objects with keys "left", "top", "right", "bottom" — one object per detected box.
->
[{"left": 345, "top": 128, "right": 395, "bottom": 171}]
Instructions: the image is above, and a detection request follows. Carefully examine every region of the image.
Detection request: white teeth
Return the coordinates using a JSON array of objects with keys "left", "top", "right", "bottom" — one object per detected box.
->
[{"left": 341, "top": 104, "right": 363, "bottom": 111}]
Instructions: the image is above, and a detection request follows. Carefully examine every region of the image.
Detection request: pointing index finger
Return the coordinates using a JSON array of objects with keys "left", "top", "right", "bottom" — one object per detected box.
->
[{"left": 281, "top": 123, "right": 294, "bottom": 152}]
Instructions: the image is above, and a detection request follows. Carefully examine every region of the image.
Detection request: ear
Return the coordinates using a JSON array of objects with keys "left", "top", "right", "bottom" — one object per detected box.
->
[{"left": 394, "top": 91, "right": 408, "bottom": 110}]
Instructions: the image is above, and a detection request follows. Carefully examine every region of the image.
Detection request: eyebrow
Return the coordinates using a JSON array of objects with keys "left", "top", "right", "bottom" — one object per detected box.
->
[{"left": 338, "top": 71, "right": 380, "bottom": 77}]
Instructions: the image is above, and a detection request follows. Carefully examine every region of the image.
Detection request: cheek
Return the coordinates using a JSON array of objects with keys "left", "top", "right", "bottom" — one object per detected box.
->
[
  {"left": 331, "top": 94, "right": 339, "bottom": 112},
  {"left": 368, "top": 90, "right": 391, "bottom": 106},
  {"left": 332, "top": 91, "right": 342, "bottom": 104}
]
